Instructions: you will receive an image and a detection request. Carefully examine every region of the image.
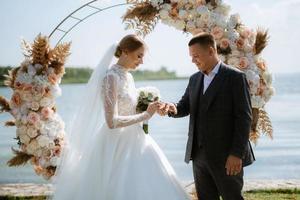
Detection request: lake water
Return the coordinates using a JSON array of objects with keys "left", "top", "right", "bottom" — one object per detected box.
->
[{"left": 0, "top": 73, "right": 300, "bottom": 183}]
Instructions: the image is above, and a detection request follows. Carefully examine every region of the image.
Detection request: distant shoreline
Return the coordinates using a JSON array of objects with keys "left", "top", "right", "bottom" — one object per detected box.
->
[{"left": 0, "top": 66, "right": 189, "bottom": 87}]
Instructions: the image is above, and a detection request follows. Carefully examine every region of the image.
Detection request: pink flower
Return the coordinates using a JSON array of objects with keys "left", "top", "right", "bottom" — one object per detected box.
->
[
  {"left": 20, "top": 144, "right": 27, "bottom": 152},
  {"left": 220, "top": 38, "right": 230, "bottom": 49},
  {"left": 195, "top": 0, "right": 206, "bottom": 6},
  {"left": 27, "top": 112, "right": 40, "bottom": 125},
  {"left": 23, "top": 84, "right": 33, "bottom": 92},
  {"left": 48, "top": 73, "right": 58, "bottom": 85},
  {"left": 236, "top": 37, "right": 245, "bottom": 50},
  {"left": 32, "top": 85, "right": 45, "bottom": 96},
  {"left": 34, "top": 165, "right": 44, "bottom": 175},
  {"left": 238, "top": 57, "right": 249, "bottom": 69},
  {"left": 11, "top": 92, "right": 22, "bottom": 107},
  {"left": 14, "top": 82, "right": 23, "bottom": 90},
  {"left": 240, "top": 28, "right": 252, "bottom": 39},
  {"left": 211, "top": 26, "right": 224, "bottom": 40},
  {"left": 41, "top": 107, "right": 54, "bottom": 119},
  {"left": 52, "top": 145, "right": 61, "bottom": 156},
  {"left": 256, "top": 60, "right": 266, "bottom": 71}
]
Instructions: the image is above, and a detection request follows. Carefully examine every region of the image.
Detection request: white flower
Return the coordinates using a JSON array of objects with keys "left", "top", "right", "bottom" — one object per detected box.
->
[
  {"left": 50, "top": 156, "right": 58, "bottom": 166},
  {"left": 20, "top": 59, "right": 31, "bottom": 68},
  {"left": 173, "top": 20, "right": 186, "bottom": 30},
  {"left": 228, "top": 30, "right": 239, "bottom": 42},
  {"left": 37, "top": 135, "right": 50, "bottom": 148},
  {"left": 196, "top": 6, "right": 209, "bottom": 15},
  {"left": 19, "top": 133, "right": 31, "bottom": 144},
  {"left": 21, "top": 115, "right": 28, "bottom": 124},
  {"left": 47, "top": 67, "right": 55, "bottom": 75},
  {"left": 35, "top": 148, "right": 43, "bottom": 157},
  {"left": 28, "top": 64, "right": 37, "bottom": 77},
  {"left": 20, "top": 92, "right": 33, "bottom": 102},
  {"left": 227, "top": 57, "right": 239, "bottom": 67},
  {"left": 228, "top": 14, "right": 241, "bottom": 29},
  {"left": 17, "top": 126, "right": 27, "bottom": 137},
  {"left": 27, "top": 126, "right": 39, "bottom": 138},
  {"left": 137, "top": 86, "right": 161, "bottom": 99},
  {"left": 151, "top": 0, "right": 163, "bottom": 7},
  {"left": 262, "top": 71, "right": 273, "bottom": 87},
  {"left": 29, "top": 101, "right": 40, "bottom": 111},
  {"left": 49, "top": 84, "right": 62, "bottom": 97},
  {"left": 26, "top": 139, "right": 39, "bottom": 154},
  {"left": 200, "top": 13, "right": 210, "bottom": 23},
  {"left": 263, "top": 87, "right": 275, "bottom": 102},
  {"left": 16, "top": 73, "right": 32, "bottom": 84},
  {"left": 251, "top": 96, "right": 265, "bottom": 108},
  {"left": 214, "top": 4, "right": 231, "bottom": 16},
  {"left": 34, "top": 64, "right": 43, "bottom": 70},
  {"left": 34, "top": 75, "right": 49, "bottom": 86},
  {"left": 179, "top": 10, "right": 188, "bottom": 19},
  {"left": 186, "top": 20, "right": 196, "bottom": 31},
  {"left": 40, "top": 97, "right": 55, "bottom": 107}
]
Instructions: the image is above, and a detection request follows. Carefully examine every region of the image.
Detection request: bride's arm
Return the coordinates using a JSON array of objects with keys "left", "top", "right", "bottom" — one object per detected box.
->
[{"left": 102, "top": 73, "right": 152, "bottom": 129}]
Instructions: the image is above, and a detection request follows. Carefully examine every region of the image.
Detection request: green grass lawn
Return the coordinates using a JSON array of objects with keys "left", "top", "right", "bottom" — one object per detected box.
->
[{"left": 0, "top": 189, "right": 299, "bottom": 200}]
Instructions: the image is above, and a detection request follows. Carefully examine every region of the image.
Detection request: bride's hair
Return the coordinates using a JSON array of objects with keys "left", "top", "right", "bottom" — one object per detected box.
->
[{"left": 114, "top": 34, "right": 145, "bottom": 58}]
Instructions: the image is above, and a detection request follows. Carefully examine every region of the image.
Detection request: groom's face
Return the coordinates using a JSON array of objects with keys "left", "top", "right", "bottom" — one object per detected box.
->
[{"left": 189, "top": 44, "right": 212, "bottom": 72}]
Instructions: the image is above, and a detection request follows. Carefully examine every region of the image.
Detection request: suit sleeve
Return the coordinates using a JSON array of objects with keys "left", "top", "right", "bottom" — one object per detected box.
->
[
  {"left": 168, "top": 77, "right": 191, "bottom": 118},
  {"left": 230, "top": 72, "right": 252, "bottom": 159}
]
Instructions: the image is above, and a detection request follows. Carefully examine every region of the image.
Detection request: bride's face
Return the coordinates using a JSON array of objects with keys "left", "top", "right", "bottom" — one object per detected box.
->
[{"left": 126, "top": 46, "right": 145, "bottom": 70}]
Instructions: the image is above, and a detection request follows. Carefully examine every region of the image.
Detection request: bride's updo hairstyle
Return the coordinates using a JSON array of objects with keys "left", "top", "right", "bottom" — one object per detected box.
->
[{"left": 114, "top": 34, "right": 145, "bottom": 58}]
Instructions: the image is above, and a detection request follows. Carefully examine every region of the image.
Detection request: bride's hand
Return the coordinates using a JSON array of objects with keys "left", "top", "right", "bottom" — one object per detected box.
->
[{"left": 146, "top": 101, "right": 161, "bottom": 116}]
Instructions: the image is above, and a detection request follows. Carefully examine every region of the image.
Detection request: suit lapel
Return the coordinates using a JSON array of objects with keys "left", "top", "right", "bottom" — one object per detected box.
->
[{"left": 201, "top": 63, "right": 228, "bottom": 111}]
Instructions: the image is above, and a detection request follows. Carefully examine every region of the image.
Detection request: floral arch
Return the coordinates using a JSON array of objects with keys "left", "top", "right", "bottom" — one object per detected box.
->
[{"left": 0, "top": 0, "right": 274, "bottom": 180}]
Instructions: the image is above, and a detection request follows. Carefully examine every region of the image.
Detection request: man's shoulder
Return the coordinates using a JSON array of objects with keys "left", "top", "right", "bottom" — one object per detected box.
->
[{"left": 189, "top": 71, "right": 202, "bottom": 81}]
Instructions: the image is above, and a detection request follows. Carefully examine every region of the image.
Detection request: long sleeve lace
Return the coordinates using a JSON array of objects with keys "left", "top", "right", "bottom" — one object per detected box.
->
[{"left": 102, "top": 73, "right": 151, "bottom": 129}]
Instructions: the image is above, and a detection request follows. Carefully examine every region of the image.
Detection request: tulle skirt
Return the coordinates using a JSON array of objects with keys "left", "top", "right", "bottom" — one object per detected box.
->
[{"left": 51, "top": 123, "right": 191, "bottom": 200}]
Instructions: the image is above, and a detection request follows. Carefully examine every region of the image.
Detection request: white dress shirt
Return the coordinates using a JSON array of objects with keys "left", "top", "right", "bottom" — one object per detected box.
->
[{"left": 201, "top": 61, "right": 222, "bottom": 94}]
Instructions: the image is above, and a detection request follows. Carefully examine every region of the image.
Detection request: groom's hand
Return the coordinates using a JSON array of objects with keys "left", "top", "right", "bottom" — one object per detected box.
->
[
  {"left": 225, "top": 155, "right": 242, "bottom": 176},
  {"left": 157, "top": 102, "right": 177, "bottom": 116}
]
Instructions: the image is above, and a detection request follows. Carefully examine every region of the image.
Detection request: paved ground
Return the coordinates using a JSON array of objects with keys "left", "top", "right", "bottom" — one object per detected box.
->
[{"left": 0, "top": 180, "right": 299, "bottom": 197}]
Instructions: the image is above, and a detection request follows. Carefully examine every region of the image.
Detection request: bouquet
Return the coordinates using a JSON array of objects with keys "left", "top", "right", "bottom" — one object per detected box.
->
[{"left": 136, "top": 87, "right": 161, "bottom": 134}]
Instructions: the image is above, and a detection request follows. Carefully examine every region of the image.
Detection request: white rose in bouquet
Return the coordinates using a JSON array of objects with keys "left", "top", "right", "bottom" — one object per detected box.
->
[
  {"left": 136, "top": 87, "right": 161, "bottom": 134},
  {"left": 37, "top": 135, "right": 50, "bottom": 148}
]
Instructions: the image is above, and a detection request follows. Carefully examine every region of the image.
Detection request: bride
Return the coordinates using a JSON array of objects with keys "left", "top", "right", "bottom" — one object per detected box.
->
[{"left": 50, "top": 34, "right": 191, "bottom": 200}]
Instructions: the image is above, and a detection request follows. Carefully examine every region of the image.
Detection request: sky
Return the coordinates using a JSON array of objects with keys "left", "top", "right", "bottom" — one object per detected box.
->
[{"left": 0, "top": 0, "right": 299, "bottom": 76}]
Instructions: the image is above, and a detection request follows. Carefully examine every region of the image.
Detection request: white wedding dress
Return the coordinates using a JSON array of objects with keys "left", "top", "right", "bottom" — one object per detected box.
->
[{"left": 51, "top": 64, "right": 191, "bottom": 200}]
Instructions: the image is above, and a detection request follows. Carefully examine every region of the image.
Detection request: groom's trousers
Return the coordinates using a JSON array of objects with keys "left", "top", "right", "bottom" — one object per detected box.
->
[{"left": 191, "top": 143, "right": 244, "bottom": 200}]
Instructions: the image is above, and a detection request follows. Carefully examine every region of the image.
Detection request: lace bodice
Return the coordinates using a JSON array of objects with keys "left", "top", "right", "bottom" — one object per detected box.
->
[{"left": 101, "top": 64, "right": 151, "bottom": 129}]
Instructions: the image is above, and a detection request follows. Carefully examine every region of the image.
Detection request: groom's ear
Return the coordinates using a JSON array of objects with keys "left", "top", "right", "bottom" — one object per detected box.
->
[{"left": 209, "top": 46, "right": 217, "bottom": 56}]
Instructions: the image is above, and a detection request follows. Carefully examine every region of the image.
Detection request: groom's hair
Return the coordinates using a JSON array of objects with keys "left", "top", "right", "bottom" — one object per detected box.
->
[{"left": 188, "top": 33, "right": 217, "bottom": 50}]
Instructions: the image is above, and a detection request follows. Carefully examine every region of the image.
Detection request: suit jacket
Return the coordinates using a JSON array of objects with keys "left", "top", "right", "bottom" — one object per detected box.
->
[{"left": 170, "top": 63, "right": 255, "bottom": 166}]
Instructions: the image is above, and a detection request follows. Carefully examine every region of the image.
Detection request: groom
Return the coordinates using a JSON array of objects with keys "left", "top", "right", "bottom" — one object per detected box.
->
[{"left": 159, "top": 33, "right": 255, "bottom": 200}]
